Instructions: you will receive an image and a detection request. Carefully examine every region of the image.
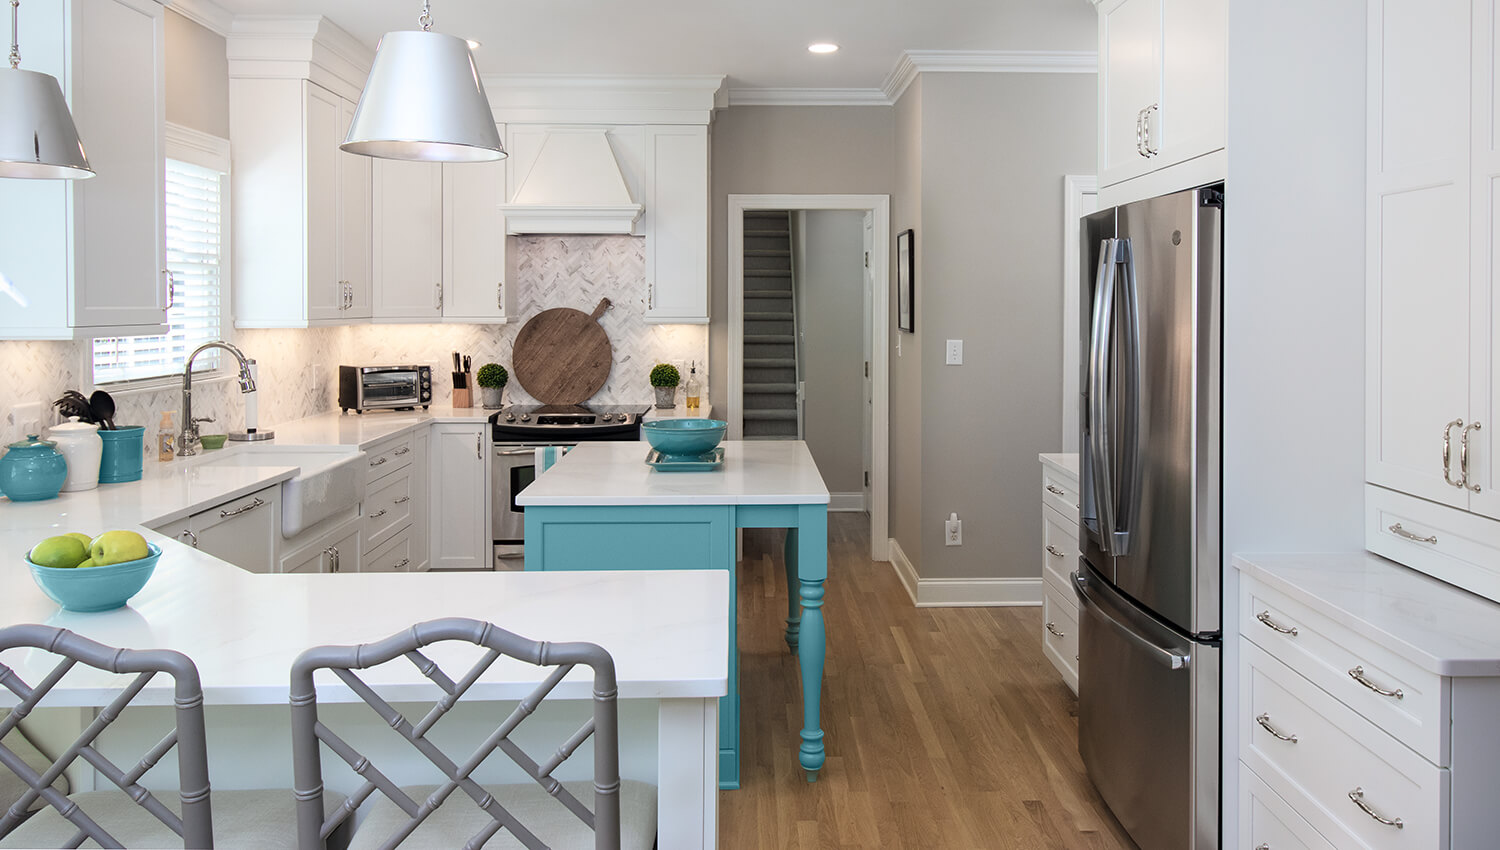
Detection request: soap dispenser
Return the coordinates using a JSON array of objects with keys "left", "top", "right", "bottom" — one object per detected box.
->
[
  {"left": 157, "top": 411, "right": 175, "bottom": 462},
  {"left": 684, "top": 361, "right": 702, "bottom": 413}
]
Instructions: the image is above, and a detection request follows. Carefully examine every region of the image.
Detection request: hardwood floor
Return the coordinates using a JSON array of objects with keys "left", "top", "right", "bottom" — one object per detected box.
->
[{"left": 720, "top": 514, "right": 1137, "bottom": 849}]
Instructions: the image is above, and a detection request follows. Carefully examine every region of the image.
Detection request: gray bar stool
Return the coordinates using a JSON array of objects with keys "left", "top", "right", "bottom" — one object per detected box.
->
[
  {"left": 0, "top": 624, "right": 343, "bottom": 850},
  {"left": 289, "top": 617, "right": 656, "bottom": 850}
]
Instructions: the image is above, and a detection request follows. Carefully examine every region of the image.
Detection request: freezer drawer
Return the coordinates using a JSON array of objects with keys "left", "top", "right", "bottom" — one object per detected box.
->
[{"left": 1075, "top": 564, "right": 1218, "bottom": 850}]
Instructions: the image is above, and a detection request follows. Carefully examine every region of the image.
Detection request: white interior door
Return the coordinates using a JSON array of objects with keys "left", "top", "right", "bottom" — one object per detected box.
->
[{"left": 863, "top": 211, "right": 874, "bottom": 512}]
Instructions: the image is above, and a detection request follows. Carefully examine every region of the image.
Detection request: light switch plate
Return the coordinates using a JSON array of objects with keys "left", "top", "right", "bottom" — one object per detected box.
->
[
  {"left": 945, "top": 339, "right": 963, "bottom": 365},
  {"left": 8, "top": 402, "right": 42, "bottom": 444}
]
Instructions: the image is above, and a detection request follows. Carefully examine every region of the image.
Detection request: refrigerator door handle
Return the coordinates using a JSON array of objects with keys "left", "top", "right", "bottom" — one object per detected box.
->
[
  {"left": 1086, "top": 238, "right": 1119, "bottom": 554},
  {"left": 1073, "top": 570, "right": 1190, "bottom": 670},
  {"left": 1112, "top": 238, "right": 1142, "bottom": 556}
]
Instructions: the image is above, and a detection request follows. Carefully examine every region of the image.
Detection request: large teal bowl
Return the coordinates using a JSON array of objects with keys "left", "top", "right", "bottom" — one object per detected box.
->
[
  {"left": 27, "top": 543, "right": 160, "bottom": 612},
  {"left": 642, "top": 418, "right": 727, "bottom": 458}
]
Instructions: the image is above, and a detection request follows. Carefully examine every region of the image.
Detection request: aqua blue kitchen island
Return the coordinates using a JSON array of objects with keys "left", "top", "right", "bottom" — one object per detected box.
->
[{"left": 518, "top": 440, "right": 831, "bottom": 789}]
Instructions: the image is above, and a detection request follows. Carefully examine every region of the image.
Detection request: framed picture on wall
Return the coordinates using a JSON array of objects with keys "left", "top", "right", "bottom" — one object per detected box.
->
[{"left": 897, "top": 229, "right": 914, "bottom": 333}]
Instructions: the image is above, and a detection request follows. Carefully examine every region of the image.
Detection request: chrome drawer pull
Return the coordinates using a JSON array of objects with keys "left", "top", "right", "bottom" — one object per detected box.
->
[
  {"left": 370, "top": 457, "right": 388, "bottom": 467},
  {"left": 1255, "top": 845, "right": 1269, "bottom": 850},
  {"left": 1254, "top": 713, "right": 1297, "bottom": 743},
  {"left": 394, "top": 447, "right": 410, "bottom": 456},
  {"left": 1046, "top": 484, "right": 1067, "bottom": 497},
  {"left": 1348, "top": 665, "right": 1403, "bottom": 699},
  {"left": 369, "top": 509, "right": 387, "bottom": 520},
  {"left": 393, "top": 496, "right": 410, "bottom": 504},
  {"left": 179, "top": 530, "right": 198, "bottom": 548},
  {"left": 1348, "top": 787, "right": 1403, "bottom": 828},
  {"left": 1045, "top": 545, "right": 1065, "bottom": 558},
  {"left": 1389, "top": 522, "right": 1437, "bottom": 545},
  {"left": 394, "top": 558, "right": 410, "bottom": 569},
  {"left": 1256, "top": 610, "right": 1298, "bottom": 636},
  {"left": 1046, "top": 622, "right": 1065, "bottom": 638},
  {"left": 219, "top": 497, "right": 265, "bottom": 518}
]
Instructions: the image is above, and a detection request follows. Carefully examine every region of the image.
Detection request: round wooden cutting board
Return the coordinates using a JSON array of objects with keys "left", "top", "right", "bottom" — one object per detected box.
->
[{"left": 512, "top": 298, "right": 614, "bottom": 405}]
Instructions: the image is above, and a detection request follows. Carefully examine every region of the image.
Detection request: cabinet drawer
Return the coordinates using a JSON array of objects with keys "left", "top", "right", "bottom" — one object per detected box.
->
[
  {"left": 363, "top": 531, "right": 413, "bottom": 573},
  {"left": 280, "top": 518, "right": 360, "bottom": 575},
  {"left": 364, "top": 433, "right": 415, "bottom": 477},
  {"left": 1239, "top": 762, "right": 1336, "bottom": 850},
  {"left": 1042, "top": 580, "right": 1079, "bottom": 694},
  {"left": 1042, "top": 507, "right": 1079, "bottom": 593},
  {"left": 1242, "top": 576, "right": 1449, "bottom": 764},
  {"left": 1042, "top": 467, "right": 1081, "bottom": 523},
  {"left": 363, "top": 466, "right": 413, "bottom": 550},
  {"left": 1242, "top": 640, "right": 1448, "bottom": 850},
  {"left": 1366, "top": 483, "right": 1500, "bottom": 607}
]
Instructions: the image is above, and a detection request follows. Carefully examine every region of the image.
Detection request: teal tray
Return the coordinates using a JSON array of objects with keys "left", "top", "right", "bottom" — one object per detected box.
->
[{"left": 645, "top": 446, "right": 725, "bottom": 471}]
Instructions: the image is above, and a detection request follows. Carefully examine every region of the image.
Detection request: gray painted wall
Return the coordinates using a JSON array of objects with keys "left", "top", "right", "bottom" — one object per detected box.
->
[
  {"left": 792, "top": 210, "right": 868, "bottom": 496},
  {"left": 890, "top": 80, "right": 925, "bottom": 562},
  {"left": 906, "top": 73, "right": 1096, "bottom": 581},
  {"left": 165, "top": 10, "right": 229, "bottom": 138},
  {"left": 709, "top": 106, "right": 897, "bottom": 410}
]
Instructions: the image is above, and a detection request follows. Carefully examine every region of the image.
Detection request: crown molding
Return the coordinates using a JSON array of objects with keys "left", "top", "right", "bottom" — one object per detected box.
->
[
  {"left": 727, "top": 87, "right": 890, "bottom": 107},
  {"left": 166, "top": 0, "right": 234, "bottom": 37},
  {"left": 481, "top": 74, "right": 726, "bottom": 125},
  {"left": 882, "top": 49, "right": 1098, "bottom": 103},
  {"left": 226, "top": 16, "right": 374, "bottom": 102}
]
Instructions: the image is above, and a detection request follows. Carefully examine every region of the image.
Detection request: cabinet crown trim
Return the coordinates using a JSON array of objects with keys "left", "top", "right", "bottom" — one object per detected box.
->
[{"left": 883, "top": 49, "right": 1099, "bottom": 103}]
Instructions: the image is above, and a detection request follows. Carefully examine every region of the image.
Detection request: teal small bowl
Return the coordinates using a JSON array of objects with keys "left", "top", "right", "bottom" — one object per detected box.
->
[
  {"left": 27, "top": 543, "right": 161, "bottom": 612},
  {"left": 199, "top": 434, "right": 227, "bottom": 450},
  {"left": 642, "top": 418, "right": 727, "bottom": 458}
]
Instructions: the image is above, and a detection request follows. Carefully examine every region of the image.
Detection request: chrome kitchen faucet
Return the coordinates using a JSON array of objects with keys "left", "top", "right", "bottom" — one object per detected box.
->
[{"left": 178, "top": 341, "right": 257, "bottom": 456}]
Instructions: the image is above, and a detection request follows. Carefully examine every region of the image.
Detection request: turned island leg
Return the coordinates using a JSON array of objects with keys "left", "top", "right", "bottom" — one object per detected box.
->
[
  {"left": 795, "top": 505, "right": 828, "bottom": 782},
  {"left": 783, "top": 528, "right": 801, "bottom": 652}
]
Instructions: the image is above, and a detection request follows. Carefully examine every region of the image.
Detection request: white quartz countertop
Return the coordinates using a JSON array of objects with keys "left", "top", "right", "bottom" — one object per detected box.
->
[
  {"left": 1235, "top": 552, "right": 1500, "bottom": 677},
  {"left": 0, "top": 565, "right": 729, "bottom": 707},
  {"left": 266, "top": 405, "right": 494, "bottom": 449},
  {"left": 1039, "top": 452, "right": 1079, "bottom": 478},
  {"left": 518, "top": 440, "right": 830, "bottom": 507}
]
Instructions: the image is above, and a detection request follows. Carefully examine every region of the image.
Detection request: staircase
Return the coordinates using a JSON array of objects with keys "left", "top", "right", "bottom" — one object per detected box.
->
[{"left": 742, "top": 210, "right": 800, "bottom": 439}]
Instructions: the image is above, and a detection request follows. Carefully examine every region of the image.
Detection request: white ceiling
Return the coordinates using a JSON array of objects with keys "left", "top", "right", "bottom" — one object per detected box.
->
[{"left": 209, "top": 0, "right": 1098, "bottom": 90}]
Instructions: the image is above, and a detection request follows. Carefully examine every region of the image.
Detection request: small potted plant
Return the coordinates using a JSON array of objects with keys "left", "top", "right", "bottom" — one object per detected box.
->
[
  {"left": 650, "top": 363, "right": 680, "bottom": 409},
  {"left": 476, "top": 363, "right": 508, "bottom": 409}
]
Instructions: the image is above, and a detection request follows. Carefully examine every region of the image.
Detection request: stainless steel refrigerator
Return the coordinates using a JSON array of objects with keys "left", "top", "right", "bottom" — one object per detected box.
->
[{"left": 1075, "top": 183, "right": 1223, "bottom": 850}]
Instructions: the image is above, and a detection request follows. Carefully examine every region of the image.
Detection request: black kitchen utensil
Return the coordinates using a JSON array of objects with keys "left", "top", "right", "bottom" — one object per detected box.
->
[
  {"left": 89, "top": 390, "right": 116, "bottom": 430},
  {"left": 52, "top": 390, "right": 94, "bottom": 424}
]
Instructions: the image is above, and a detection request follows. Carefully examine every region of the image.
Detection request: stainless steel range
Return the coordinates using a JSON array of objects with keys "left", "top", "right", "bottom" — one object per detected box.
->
[{"left": 490, "top": 404, "right": 646, "bottom": 567}]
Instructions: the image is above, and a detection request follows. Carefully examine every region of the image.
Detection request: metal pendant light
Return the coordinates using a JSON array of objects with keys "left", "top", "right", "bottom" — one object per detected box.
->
[
  {"left": 342, "top": 1, "right": 504, "bottom": 162},
  {"left": 0, "top": 0, "right": 92, "bottom": 179}
]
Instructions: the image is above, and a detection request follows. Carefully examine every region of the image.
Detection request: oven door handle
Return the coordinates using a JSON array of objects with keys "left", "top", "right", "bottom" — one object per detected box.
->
[{"left": 494, "top": 448, "right": 538, "bottom": 457}]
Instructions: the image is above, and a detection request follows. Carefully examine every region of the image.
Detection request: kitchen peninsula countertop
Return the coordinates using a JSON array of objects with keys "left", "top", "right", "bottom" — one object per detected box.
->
[{"left": 518, "top": 440, "right": 829, "bottom": 507}]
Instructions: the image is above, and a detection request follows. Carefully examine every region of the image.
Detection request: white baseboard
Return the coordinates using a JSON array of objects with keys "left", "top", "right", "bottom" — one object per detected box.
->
[
  {"left": 829, "top": 492, "right": 867, "bottom": 512},
  {"left": 887, "top": 538, "right": 1043, "bottom": 607}
]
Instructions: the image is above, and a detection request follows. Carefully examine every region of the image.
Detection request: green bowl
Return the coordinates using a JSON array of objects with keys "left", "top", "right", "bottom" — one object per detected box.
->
[
  {"left": 199, "top": 434, "right": 228, "bottom": 450},
  {"left": 642, "top": 418, "right": 727, "bottom": 458}
]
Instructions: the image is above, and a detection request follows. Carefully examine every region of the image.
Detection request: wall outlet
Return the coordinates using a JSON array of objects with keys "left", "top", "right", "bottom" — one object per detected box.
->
[
  {"left": 945, "top": 339, "right": 963, "bottom": 365},
  {"left": 945, "top": 512, "right": 962, "bottom": 546}
]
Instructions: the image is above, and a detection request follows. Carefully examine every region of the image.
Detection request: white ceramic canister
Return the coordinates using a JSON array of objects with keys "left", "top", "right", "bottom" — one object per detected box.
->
[{"left": 48, "top": 416, "right": 103, "bottom": 492}]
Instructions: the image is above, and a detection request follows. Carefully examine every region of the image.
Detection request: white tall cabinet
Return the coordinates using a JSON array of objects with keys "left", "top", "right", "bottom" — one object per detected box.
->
[
  {"left": 428, "top": 423, "right": 491, "bottom": 570},
  {"left": 642, "top": 126, "right": 710, "bottom": 324},
  {"left": 1365, "top": 0, "right": 1500, "bottom": 603},
  {"left": 0, "top": 0, "right": 167, "bottom": 340}
]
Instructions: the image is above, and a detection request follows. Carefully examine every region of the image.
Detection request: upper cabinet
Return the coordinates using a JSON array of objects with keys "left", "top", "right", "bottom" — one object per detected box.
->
[
  {"left": 1365, "top": 0, "right": 1500, "bottom": 602},
  {"left": 227, "top": 19, "right": 373, "bottom": 328},
  {"left": 1096, "top": 0, "right": 1226, "bottom": 190},
  {"left": 642, "top": 126, "right": 710, "bottom": 324},
  {"left": 0, "top": 0, "right": 167, "bottom": 340}
]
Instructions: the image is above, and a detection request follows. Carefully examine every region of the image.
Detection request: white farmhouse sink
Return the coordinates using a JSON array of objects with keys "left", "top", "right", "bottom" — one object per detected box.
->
[{"left": 198, "top": 444, "right": 367, "bottom": 537}]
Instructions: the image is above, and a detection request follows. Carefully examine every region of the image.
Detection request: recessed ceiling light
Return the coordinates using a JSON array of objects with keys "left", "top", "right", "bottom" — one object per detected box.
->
[
  {"left": 808, "top": 42, "right": 839, "bottom": 54},
  {"left": 466, "top": 38, "right": 482, "bottom": 50}
]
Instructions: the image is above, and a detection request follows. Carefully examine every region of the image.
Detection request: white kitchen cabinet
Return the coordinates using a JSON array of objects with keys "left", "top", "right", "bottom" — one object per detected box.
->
[
  {"left": 643, "top": 126, "right": 710, "bottom": 324},
  {"left": 1038, "top": 454, "right": 1081, "bottom": 693},
  {"left": 281, "top": 516, "right": 360, "bottom": 575},
  {"left": 443, "top": 158, "right": 518, "bottom": 322},
  {"left": 1364, "top": 0, "right": 1500, "bottom": 601},
  {"left": 429, "top": 423, "right": 490, "bottom": 570},
  {"left": 372, "top": 160, "right": 444, "bottom": 320},
  {"left": 0, "top": 0, "right": 167, "bottom": 340},
  {"left": 359, "top": 430, "right": 418, "bottom": 556},
  {"left": 1095, "top": 0, "right": 1226, "bottom": 190},
  {"left": 156, "top": 487, "right": 281, "bottom": 575},
  {"left": 230, "top": 79, "right": 370, "bottom": 328},
  {"left": 410, "top": 427, "right": 431, "bottom": 571}
]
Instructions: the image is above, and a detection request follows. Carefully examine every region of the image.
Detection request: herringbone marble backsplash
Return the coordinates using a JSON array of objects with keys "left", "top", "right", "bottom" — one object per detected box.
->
[{"left": 0, "top": 235, "right": 707, "bottom": 443}]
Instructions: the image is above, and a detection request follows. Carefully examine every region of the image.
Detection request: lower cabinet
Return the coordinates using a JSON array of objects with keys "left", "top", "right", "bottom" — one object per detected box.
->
[
  {"left": 363, "top": 532, "right": 413, "bottom": 573},
  {"left": 1038, "top": 454, "right": 1081, "bottom": 693},
  {"left": 153, "top": 487, "right": 280, "bottom": 574},
  {"left": 281, "top": 516, "right": 360, "bottom": 574},
  {"left": 429, "top": 423, "right": 490, "bottom": 570}
]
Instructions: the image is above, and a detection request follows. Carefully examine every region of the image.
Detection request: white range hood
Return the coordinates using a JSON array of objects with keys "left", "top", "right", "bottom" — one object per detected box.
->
[{"left": 500, "top": 128, "right": 643, "bottom": 234}]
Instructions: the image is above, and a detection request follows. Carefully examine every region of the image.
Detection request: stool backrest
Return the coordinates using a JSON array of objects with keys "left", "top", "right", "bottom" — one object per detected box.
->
[
  {"left": 0, "top": 624, "right": 213, "bottom": 848},
  {"left": 289, "top": 617, "right": 620, "bottom": 850}
]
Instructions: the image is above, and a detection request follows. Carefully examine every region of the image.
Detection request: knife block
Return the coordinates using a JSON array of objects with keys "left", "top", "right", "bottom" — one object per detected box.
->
[{"left": 452, "top": 372, "right": 473, "bottom": 408}]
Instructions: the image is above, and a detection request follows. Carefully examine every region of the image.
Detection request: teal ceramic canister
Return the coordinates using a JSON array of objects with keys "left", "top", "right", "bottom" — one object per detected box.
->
[
  {"left": 98, "top": 426, "right": 145, "bottom": 483},
  {"left": 0, "top": 435, "right": 69, "bottom": 502}
]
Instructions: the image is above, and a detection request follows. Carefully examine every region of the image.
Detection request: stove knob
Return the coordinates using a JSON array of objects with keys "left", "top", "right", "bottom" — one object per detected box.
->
[
  {"left": 519, "top": 414, "right": 531, "bottom": 422},
  {"left": 601, "top": 413, "right": 614, "bottom": 422},
  {"left": 504, "top": 413, "right": 515, "bottom": 422}
]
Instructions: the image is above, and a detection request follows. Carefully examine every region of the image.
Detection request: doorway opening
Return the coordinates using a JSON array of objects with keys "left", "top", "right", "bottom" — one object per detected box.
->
[{"left": 728, "top": 194, "right": 890, "bottom": 562}]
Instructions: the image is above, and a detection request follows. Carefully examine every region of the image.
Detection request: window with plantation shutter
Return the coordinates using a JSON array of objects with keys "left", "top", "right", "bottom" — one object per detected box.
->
[{"left": 92, "top": 153, "right": 227, "bottom": 385}]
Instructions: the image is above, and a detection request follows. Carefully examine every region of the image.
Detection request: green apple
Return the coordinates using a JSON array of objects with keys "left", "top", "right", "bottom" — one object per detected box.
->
[
  {"left": 29, "top": 535, "right": 90, "bottom": 569},
  {"left": 75, "top": 558, "right": 95, "bottom": 569},
  {"left": 65, "top": 532, "right": 93, "bottom": 549},
  {"left": 88, "top": 530, "right": 150, "bottom": 566}
]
